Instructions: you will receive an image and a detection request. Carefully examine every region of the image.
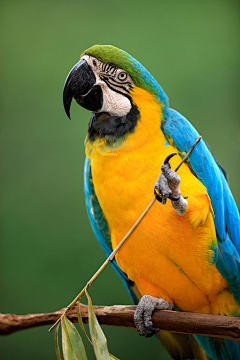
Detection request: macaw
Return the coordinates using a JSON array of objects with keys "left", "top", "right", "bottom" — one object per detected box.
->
[{"left": 63, "top": 45, "right": 240, "bottom": 360}]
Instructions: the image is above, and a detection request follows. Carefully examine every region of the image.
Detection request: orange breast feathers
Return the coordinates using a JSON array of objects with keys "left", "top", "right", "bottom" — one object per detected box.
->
[{"left": 86, "top": 87, "right": 229, "bottom": 314}]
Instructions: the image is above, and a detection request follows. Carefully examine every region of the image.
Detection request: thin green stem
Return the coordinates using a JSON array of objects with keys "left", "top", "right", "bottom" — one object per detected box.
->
[{"left": 174, "top": 136, "right": 202, "bottom": 172}]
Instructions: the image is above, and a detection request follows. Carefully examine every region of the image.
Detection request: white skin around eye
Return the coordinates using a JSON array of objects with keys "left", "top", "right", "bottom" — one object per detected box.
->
[{"left": 81, "top": 55, "right": 133, "bottom": 116}]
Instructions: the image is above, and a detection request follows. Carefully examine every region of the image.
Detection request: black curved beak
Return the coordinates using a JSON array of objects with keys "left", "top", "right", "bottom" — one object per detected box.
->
[{"left": 63, "top": 59, "right": 103, "bottom": 119}]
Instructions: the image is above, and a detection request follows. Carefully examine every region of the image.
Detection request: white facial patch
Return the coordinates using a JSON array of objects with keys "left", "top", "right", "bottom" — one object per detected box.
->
[
  {"left": 99, "top": 82, "right": 132, "bottom": 116},
  {"left": 81, "top": 55, "right": 134, "bottom": 116}
]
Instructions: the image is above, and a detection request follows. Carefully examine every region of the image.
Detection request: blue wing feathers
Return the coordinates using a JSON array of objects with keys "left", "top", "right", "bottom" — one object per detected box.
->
[
  {"left": 195, "top": 335, "right": 240, "bottom": 360},
  {"left": 163, "top": 109, "right": 240, "bottom": 305},
  {"left": 217, "top": 246, "right": 238, "bottom": 284},
  {"left": 163, "top": 108, "right": 240, "bottom": 249},
  {"left": 223, "top": 172, "right": 240, "bottom": 252},
  {"left": 163, "top": 109, "right": 240, "bottom": 359}
]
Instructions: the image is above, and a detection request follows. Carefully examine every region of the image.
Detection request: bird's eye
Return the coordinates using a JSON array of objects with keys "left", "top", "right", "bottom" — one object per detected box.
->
[
  {"left": 118, "top": 72, "right": 127, "bottom": 81},
  {"left": 93, "top": 59, "right": 97, "bottom": 66}
]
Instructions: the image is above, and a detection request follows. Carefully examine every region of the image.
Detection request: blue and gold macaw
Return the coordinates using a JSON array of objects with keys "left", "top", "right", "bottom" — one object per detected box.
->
[{"left": 63, "top": 45, "right": 240, "bottom": 360}]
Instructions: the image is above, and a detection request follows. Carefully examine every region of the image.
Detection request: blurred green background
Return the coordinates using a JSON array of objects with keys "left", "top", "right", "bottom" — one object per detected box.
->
[{"left": 1, "top": 0, "right": 239, "bottom": 359}]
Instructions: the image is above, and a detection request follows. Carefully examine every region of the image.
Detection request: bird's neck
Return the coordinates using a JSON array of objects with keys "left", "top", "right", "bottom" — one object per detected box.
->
[{"left": 85, "top": 87, "right": 166, "bottom": 158}]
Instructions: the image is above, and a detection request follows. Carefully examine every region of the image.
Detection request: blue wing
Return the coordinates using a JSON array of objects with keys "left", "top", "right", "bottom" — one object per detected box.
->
[
  {"left": 163, "top": 109, "right": 240, "bottom": 302},
  {"left": 163, "top": 109, "right": 240, "bottom": 360},
  {"left": 84, "top": 156, "right": 137, "bottom": 303}
]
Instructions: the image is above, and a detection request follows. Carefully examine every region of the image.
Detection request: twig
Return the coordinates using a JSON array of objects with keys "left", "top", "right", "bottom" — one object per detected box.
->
[{"left": 1, "top": 305, "right": 240, "bottom": 344}]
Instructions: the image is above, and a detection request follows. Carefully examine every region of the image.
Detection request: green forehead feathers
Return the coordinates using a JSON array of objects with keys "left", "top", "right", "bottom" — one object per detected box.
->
[{"left": 83, "top": 45, "right": 142, "bottom": 86}]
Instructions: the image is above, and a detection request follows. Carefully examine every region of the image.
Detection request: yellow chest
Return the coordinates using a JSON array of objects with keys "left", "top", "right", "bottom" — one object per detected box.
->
[{"left": 85, "top": 87, "right": 227, "bottom": 313}]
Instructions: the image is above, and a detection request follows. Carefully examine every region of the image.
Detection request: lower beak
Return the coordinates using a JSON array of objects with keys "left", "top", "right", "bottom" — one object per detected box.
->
[{"left": 63, "top": 59, "right": 103, "bottom": 119}]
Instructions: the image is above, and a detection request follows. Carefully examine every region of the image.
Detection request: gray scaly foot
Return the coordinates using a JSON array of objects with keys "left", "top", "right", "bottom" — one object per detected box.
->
[
  {"left": 155, "top": 153, "right": 188, "bottom": 216},
  {"left": 134, "top": 295, "right": 173, "bottom": 337}
]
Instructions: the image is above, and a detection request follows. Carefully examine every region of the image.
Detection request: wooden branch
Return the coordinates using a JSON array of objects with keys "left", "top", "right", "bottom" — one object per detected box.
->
[{"left": 0, "top": 304, "right": 240, "bottom": 344}]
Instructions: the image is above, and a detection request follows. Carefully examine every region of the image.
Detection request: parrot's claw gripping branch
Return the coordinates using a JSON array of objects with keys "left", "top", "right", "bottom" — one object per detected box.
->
[
  {"left": 49, "top": 137, "right": 202, "bottom": 333},
  {"left": 134, "top": 295, "right": 173, "bottom": 337}
]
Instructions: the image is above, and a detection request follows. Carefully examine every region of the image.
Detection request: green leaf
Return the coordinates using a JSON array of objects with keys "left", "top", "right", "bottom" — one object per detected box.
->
[
  {"left": 86, "top": 289, "right": 118, "bottom": 360},
  {"left": 61, "top": 315, "right": 88, "bottom": 360},
  {"left": 55, "top": 323, "right": 63, "bottom": 360},
  {"left": 77, "top": 301, "right": 92, "bottom": 345},
  {"left": 109, "top": 355, "right": 120, "bottom": 360}
]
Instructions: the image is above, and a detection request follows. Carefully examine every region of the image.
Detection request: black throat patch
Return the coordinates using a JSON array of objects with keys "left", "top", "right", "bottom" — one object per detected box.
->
[{"left": 88, "top": 103, "right": 140, "bottom": 142}]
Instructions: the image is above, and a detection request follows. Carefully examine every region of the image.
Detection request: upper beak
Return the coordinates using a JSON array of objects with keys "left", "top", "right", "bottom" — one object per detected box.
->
[{"left": 63, "top": 59, "right": 103, "bottom": 119}]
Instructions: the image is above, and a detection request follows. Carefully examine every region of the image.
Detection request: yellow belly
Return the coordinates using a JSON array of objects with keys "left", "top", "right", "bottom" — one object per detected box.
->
[{"left": 86, "top": 87, "right": 236, "bottom": 315}]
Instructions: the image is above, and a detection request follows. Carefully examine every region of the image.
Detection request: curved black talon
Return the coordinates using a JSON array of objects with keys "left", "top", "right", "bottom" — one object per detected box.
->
[
  {"left": 154, "top": 188, "right": 163, "bottom": 203},
  {"left": 164, "top": 152, "right": 177, "bottom": 165},
  {"left": 145, "top": 324, "right": 160, "bottom": 337}
]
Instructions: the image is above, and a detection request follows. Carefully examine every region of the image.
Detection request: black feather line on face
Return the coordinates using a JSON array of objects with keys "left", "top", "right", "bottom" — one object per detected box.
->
[
  {"left": 102, "top": 80, "right": 130, "bottom": 93},
  {"left": 88, "top": 103, "right": 140, "bottom": 142},
  {"left": 100, "top": 76, "right": 132, "bottom": 99},
  {"left": 102, "top": 63, "right": 117, "bottom": 75},
  {"left": 104, "top": 76, "right": 131, "bottom": 88}
]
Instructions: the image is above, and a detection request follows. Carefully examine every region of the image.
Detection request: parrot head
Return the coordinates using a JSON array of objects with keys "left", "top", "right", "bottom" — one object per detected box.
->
[{"left": 63, "top": 45, "right": 169, "bottom": 142}]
